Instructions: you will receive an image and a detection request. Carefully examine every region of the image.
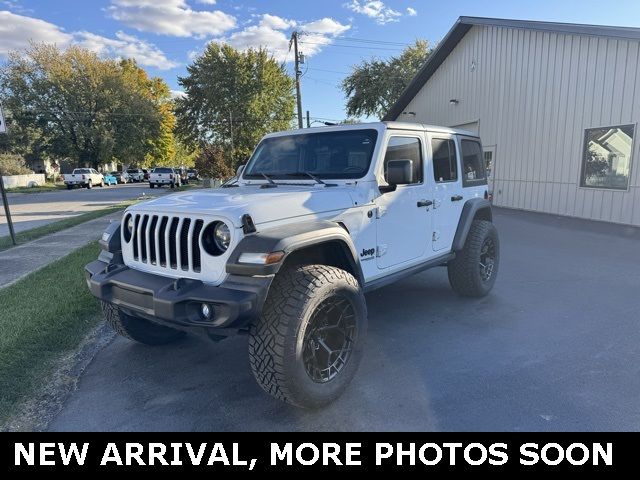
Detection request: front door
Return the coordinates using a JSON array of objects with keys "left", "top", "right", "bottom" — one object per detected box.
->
[
  {"left": 375, "top": 135, "right": 431, "bottom": 269},
  {"left": 430, "top": 134, "right": 464, "bottom": 251}
]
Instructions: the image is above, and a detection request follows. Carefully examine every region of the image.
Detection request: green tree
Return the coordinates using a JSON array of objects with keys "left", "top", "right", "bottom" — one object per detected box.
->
[
  {"left": 175, "top": 44, "right": 295, "bottom": 168},
  {"left": 342, "top": 40, "right": 431, "bottom": 119},
  {"left": 0, "top": 44, "right": 167, "bottom": 168}
]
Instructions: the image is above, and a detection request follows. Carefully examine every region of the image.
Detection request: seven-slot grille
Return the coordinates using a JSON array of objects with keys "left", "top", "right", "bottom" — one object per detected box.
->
[{"left": 129, "top": 214, "right": 205, "bottom": 272}]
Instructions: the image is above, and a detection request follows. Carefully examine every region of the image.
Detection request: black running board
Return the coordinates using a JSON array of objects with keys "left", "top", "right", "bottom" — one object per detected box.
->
[{"left": 363, "top": 253, "right": 455, "bottom": 293}]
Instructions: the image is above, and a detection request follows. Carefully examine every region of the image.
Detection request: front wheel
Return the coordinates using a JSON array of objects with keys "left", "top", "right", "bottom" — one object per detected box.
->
[
  {"left": 102, "top": 302, "right": 185, "bottom": 345},
  {"left": 447, "top": 220, "right": 499, "bottom": 297},
  {"left": 249, "top": 265, "right": 367, "bottom": 408},
  {"left": 86, "top": 181, "right": 92, "bottom": 189},
  {"left": 100, "top": 179, "right": 105, "bottom": 187},
  {"left": 149, "top": 183, "right": 155, "bottom": 189}
]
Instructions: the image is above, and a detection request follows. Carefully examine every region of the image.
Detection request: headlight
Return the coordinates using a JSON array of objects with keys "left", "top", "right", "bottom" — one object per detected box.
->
[
  {"left": 123, "top": 214, "right": 134, "bottom": 243},
  {"left": 202, "top": 221, "right": 231, "bottom": 256},
  {"left": 214, "top": 222, "right": 231, "bottom": 251}
]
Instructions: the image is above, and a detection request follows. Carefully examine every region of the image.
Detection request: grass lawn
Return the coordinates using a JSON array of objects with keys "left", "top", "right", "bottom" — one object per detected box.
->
[
  {"left": 0, "top": 200, "right": 136, "bottom": 252},
  {"left": 0, "top": 242, "right": 102, "bottom": 425},
  {"left": 6, "top": 183, "right": 66, "bottom": 194}
]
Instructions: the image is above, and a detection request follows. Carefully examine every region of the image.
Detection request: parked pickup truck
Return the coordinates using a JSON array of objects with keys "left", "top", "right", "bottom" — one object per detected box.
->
[
  {"left": 149, "top": 167, "right": 181, "bottom": 188},
  {"left": 86, "top": 122, "right": 498, "bottom": 408},
  {"left": 64, "top": 168, "right": 104, "bottom": 189},
  {"left": 126, "top": 168, "right": 145, "bottom": 182}
]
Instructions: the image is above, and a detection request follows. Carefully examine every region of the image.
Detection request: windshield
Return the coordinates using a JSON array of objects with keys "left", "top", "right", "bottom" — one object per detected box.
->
[
  {"left": 126, "top": 169, "right": 138, "bottom": 173},
  {"left": 243, "top": 129, "right": 378, "bottom": 180},
  {"left": 74, "top": 169, "right": 90, "bottom": 174}
]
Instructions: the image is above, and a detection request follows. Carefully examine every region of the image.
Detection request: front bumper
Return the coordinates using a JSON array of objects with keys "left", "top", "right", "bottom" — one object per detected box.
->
[{"left": 85, "top": 259, "right": 272, "bottom": 333}]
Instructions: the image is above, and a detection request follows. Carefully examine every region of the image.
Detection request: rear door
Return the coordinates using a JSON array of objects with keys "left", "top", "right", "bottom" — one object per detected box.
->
[{"left": 429, "top": 134, "right": 464, "bottom": 251}]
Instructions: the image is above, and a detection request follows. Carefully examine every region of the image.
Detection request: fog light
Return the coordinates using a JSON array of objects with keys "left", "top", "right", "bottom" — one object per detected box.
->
[{"left": 200, "top": 303, "right": 214, "bottom": 320}]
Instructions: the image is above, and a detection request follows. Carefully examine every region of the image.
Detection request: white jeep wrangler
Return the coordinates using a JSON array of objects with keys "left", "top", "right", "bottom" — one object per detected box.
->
[{"left": 86, "top": 122, "right": 499, "bottom": 408}]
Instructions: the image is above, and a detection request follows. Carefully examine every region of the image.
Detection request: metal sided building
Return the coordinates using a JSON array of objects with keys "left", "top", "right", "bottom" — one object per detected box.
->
[{"left": 384, "top": 17, "right": 640, "bottom": 226}]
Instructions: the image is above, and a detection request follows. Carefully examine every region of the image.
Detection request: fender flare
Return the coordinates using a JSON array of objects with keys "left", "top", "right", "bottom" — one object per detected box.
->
[
  {"left": 451, "top": 198, "right": 493, "bottom": 252},
  {"left": 226, "top": 219, "right": 363, "bottom": 284}
]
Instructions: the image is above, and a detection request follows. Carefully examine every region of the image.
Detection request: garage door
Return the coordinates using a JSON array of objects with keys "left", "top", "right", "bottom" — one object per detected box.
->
[{"left": 450, "top": 121, "right": 479, "bottom": 135}]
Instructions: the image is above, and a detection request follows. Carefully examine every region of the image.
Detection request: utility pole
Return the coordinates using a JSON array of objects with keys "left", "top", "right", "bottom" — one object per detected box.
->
[
  {"left": 306, "top": 110, "right": 311, "bottom": 128},
  {"left": 291, "top": 31, "right": 304, "bottom": 129},
  {"left": 0, "top": 103, "right": 16, "bottom": 245}
]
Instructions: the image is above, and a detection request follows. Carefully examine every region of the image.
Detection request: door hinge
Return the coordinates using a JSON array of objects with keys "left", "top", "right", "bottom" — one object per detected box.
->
[
  {"left": 376, "top": 244, "right": 388, "bottom": 257},
  {"left": 432, "top": 231, "right": 440, "bottom": 242},
  {"left": 433, "top": 198, "right": 442, "bottom": 209},
  {"left": 376, "top": 206, "right": 387, "bottom": 218}
]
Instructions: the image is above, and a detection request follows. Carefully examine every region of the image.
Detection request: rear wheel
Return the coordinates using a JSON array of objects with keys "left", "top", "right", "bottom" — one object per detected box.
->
[
  {"left": 249, "top": 264, "right": 367, "bottom": 408},
  {"left": 100, "top": 179, "right": 105, "bottom": 187},
  {"left": 86, "top": 180, "right": 92, "bottom": 189},
  {"left": 101, "top": 302, "right": 185, "bottom": 345},
  {"left": 447, "top": 220, "right": 499, "bottom": 297},
  {"left": 150, "top": 183, "right": 155, "bottom": 189}
]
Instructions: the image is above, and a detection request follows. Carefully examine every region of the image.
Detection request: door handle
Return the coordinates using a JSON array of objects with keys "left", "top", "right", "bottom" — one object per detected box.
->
[
  {"left": 451, "top": 195, "right": 463, "bottom": 202},
  {"left": 417, "top": 199, "right": 433, "bottom": 208}
]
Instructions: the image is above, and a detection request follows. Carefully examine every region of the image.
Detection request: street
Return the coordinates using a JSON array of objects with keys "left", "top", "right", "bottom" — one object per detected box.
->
[
  {"left": 0, "top": 183, "right": 173, "bottom": 236},
  {"left": 48, "top": 209, "right": 640, "bottom": 432}
]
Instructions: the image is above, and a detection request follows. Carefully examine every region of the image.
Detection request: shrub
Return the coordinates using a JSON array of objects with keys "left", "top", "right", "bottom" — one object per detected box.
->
[{"left": 0, "top": 153, "right": 33, "bottom": 175}]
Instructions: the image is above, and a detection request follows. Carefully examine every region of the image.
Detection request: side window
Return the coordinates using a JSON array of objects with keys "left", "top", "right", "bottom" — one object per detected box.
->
[
  {"left": 383, "top": 137, "right": 423, "bottom": 184},
  {"left": 432, "top": 138, "right": 458, "bottom": 183},
  {"left": 461, "top": 139, "right": 487, "bottom": 186}
]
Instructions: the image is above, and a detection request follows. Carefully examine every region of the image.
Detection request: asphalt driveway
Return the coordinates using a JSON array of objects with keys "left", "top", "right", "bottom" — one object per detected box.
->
[{"left": 48, "top": 209, "right": 640, "bottom": 431}]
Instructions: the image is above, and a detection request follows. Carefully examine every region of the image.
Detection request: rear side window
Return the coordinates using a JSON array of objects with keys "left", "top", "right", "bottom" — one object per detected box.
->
[
  {"left": 383, "top": 136, "right": 423, "bottom": 184},
  {"left": 461, "top": 140, "right": 487, "bottom": 186},
  {"left": 432, "top": 139, "right": 458, "bottom": 183},
  {"left": 154, "top": 168, "right": 173, "bottom": 173}
]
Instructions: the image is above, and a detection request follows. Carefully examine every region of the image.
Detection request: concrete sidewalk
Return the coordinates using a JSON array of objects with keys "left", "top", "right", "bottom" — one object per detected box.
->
[{"left": 0, "top": 211, "right": 122, "bottom": 288}]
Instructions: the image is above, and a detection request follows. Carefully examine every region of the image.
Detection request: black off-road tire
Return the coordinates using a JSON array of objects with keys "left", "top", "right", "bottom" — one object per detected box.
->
[
  {"left": 447, "top": 220, "right": 499, "bottom": 297},
  {"left": 150, "top": 183, "right": 155, "bottom": 189},
  {"left": 248, "top": 264, "right": 367, "bottom": 409},
  {"left": 101, "top": 301, "right": 185, "bottom": 345}
]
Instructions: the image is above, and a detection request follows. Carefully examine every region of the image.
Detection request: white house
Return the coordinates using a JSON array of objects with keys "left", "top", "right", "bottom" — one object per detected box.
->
[{"left": 384, "top": 17, "right": 640, "bottom": 226}]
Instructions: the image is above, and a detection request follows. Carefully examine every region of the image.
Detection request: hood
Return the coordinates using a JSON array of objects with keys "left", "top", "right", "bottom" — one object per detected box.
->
[{"left": 128, "top": 184, "right": 358, "bottom": 227}]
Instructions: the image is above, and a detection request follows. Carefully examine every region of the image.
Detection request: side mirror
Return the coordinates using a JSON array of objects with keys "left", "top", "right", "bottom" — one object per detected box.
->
[
  {"left": 386, "top": 159, "right": 414, "bottom": 186},
  {"left": 236, "top": 164, "right": 245, "bottom": 177}
]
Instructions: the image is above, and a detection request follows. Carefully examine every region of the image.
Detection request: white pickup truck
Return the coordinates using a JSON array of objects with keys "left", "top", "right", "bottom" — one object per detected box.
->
[
  {"left": 149, "top": 167, "right": 181, "bottom": 188},
  {"left": 64, "top": 168, "right": 104, "bottom": 189}
]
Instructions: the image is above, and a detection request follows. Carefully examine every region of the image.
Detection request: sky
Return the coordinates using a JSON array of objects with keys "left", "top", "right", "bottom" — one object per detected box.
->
[{"left": 2, "top": 0, "right": 640, "bottom": 123}]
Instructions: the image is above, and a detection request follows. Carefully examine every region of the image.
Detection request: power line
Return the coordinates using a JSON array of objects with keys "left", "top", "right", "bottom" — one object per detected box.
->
[
  {"left": 307, "top": 67, "right": 351, "bottom": 75},
  {"left": 299, "top": 41, "right": 404, "bottom": 52}
]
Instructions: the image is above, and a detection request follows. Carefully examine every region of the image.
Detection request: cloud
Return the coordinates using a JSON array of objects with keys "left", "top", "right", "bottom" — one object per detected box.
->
[
  {"left": 108, "top": 0, "right": 236, "bottom": 38},
  {"left": 407, "top": 7, "right": 417, "bottom": 17},
  {"left": 197, "top": 0, "right": 216, "bottom": 4},
  {"left": 0, "top": 11, "right": 178, "bottom": 70},
  {"left": 345, "top": 1, "right": 402, "bottom": 25},
  {"left": 214, "top": 14, "right": 350, "bottom": 63},
  {"left": 170, "top": 90, "right": 187, "bottom": 99},
  {"left": 0, "top": 10, "right": 72, "bottom": 55},
  {"left": 76, "top": 31, "right": 179, "bottom": 69}
]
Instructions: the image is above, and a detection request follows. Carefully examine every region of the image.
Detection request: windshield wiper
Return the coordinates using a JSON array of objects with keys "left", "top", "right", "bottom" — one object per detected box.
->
[
  {"left": 285, "top": 172, "right": 337, "bottom": 187},
  {"left": 260, "top": 173, "right": 278, "bottom": 188}
]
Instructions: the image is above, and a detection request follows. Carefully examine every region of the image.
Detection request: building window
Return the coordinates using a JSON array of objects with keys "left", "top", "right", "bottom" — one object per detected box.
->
[
  {"left": 581, "top": 125, "right": 634, "bottom": 190},
  {"left": 432, "top": 138, "right": 458, "bottom": 183},
  {"left": 384, "top": 137, "right": 423, "bottom": 184},
  {"left": 461, "top": 139, "right": 487, "bottom": 187}
]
